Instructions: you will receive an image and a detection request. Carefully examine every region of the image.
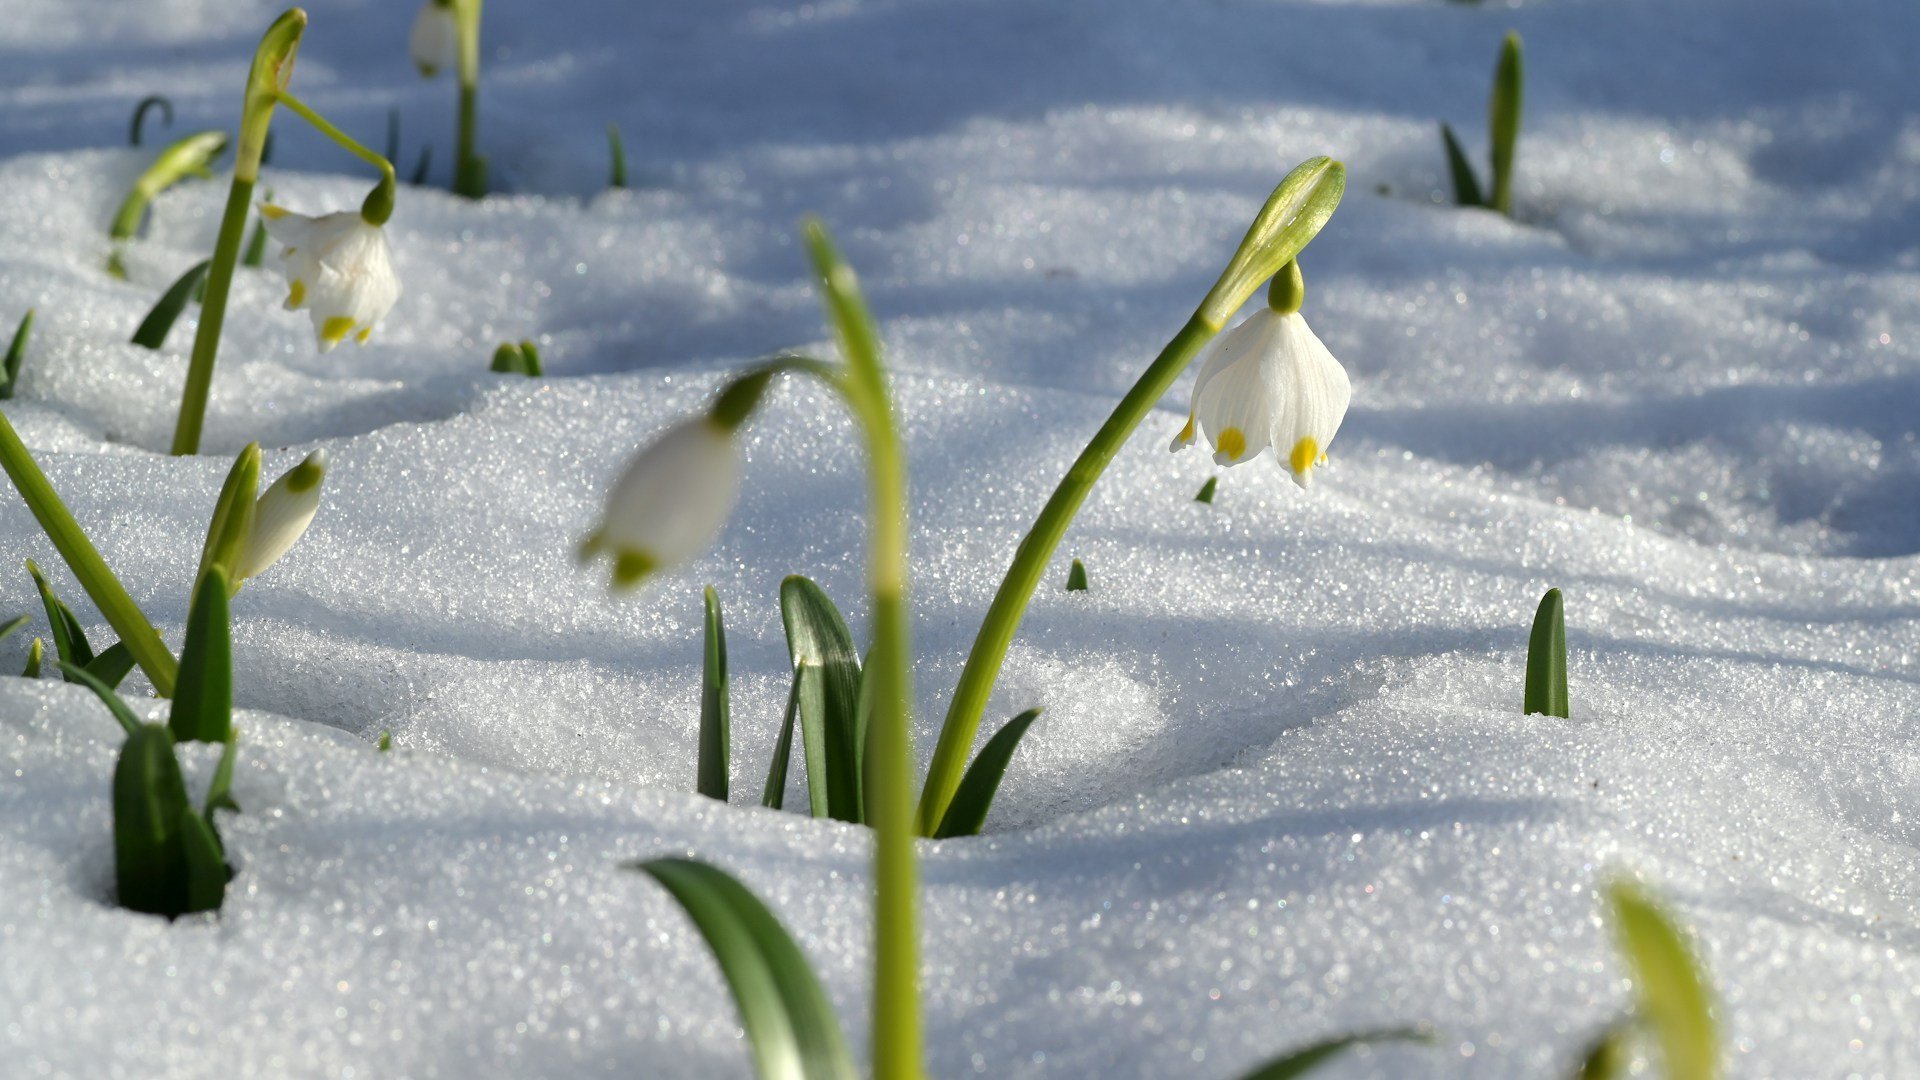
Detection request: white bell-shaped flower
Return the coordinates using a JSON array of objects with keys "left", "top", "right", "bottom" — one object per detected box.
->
[
  {"left": 260, "top": 204, "right": 402, "bottom": 353},
  {"left": 409, "top": 0, "right": 459, "bottom": 78},
  {"left": 582, "top": 418, "right": 741, "bottom": 589},
  {"left": 1170, "top": 306, "right": 1351, "bottom": 487},
  {"left": 237, "top": 450, "right": 327, "bottom": 581}
]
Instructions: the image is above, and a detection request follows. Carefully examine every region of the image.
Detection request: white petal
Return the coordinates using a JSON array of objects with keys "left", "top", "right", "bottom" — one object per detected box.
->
[
  {"left": 586, "top": 418, "right": 740, "bottom": 587},
  {"left": 1260, "top": 312, "right": 1351, "bottom": 487},
  {"left": 1192, "top": 308, "right": 1283, "bottom": 466},
  {"left": 262, "top": 210, "right": 402, "bottom": 351},
  {"left": 409, "top": 2, "right": 459, "bottom": 77},
  {"left": 238, "top": 450, "right": 327, "bottom": 580}
]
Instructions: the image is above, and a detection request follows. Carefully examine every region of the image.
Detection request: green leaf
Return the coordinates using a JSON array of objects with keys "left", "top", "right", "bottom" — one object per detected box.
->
[
  {"left": 178, "top": 804, "right": 229, "bottom": 913},
  {"left": 699, "top": 586, "right": 731, "bottom": 802},
  {"left": 1440, "top": 122, "right": 1485, "bottom": 208},
  {"left": 112, "top": 723, "right": 192, "bottom": 916},
  {"left": 1488, "top": 31, "right": 1524, "bottom": 217},
  {"left": 130, "top": 259, "right": 213, "bottom": 350},
  {"left": 489, "top": 343, "right": 524, "bottom": 373},
  {"left": 410, "top": 145, "right": 432, "bottom": 187},
  {"left": 1, "top": 307, "right": 33, "bottom": 400},
  {"left": 84, "top": 640, "right": 137, "bottom": 690},
  {"left": 129, "top": 95, "right": 174, "bottom": 146},
  {"left": 517, "top": 340, "right": 544, "bottom": 377},
  {"left": 0, "top": 612, "right": 27, "bottom": 644},
  {"left": 55, "top": 659, "right": 142, "bottom": 737},
  {"left": 27, "top": 558, "right": 95, "bottom": 673},
  {"left": 1570, "top": 1020, "right": 1631, "bottom": 1080},
  {"left": 21, "top": 637, "right": 42, "bottom": 678},
  {"left": 632, "top": 858, "right": 857, "bottom": 1080},
  {"left": 780, "top": 576, "right": 864, "bottom": 823},
  {"left": 242, "top": 217, "right": 269, "bottom": 268},
  {"left": 384, "top": 107, "right": 401, "bottom": 165},
  {"left": 607, "top": 122, "right": 627, "bottom": 189},
  {"left": 1236, "top": 1028, "right": 1433, "bottom": 1080},
  {"left": 1193, "top": 476, "right": 1217, "bottom": 504},
  {"left": 171, "top": 564, "right": 233, "bottom": 743},
  {"left": 932, "top": 707, "right": 1041, "bottom": 839},
  {"left": 1608, "top": 879, "right": 1719, "bottom": 1080},
  {"left": 761, "top": 672, "right": 802, "bottom": 811},
  {"left": 109, "top": 130, "right": 229, "bottom": 241},
  {"left": 204, "top": 729, "right": 240, "bottom": 817},
  {"left": 1524, "top": 587, "right": 1569, "bottom": 718},
  {"left": 1065, "top": 558, "right": 1088, "bottom": 592},
  {"left": 194, "top": 443, "right": 261, "bottom": 593}
]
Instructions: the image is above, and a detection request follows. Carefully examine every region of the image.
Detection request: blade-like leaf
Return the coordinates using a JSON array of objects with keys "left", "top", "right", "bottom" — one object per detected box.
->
[
  {"left": 517, "top": 340, "right": 544, "bottom": 377},
  {"left": 2, "top": 307, "right": 33, "bottom": 400},
  {"left": 1194, "top": 476, "right": 1217, "bottom": 504},
  {"left": 22, "top": 636, "right": 43, "bottom": 678},
  {"left": 1609, "top": 879, "right": 1719, "bottom": 1080},
  {"left": 171, "top": 564, "right": 232, "bottom": 743},
  {"left": 1440, "top": 122, "right": 1485, "bottom": 208},
  {"left": 28, "top": 559, "right": 95, "bottom": 672},
  {"left": 489, "top": 343, "right": 525, "bottom": 373},
  {"left": 84, "top": 640, "right": 138, "bottom": 690},
  {"left": 130, "top": 259, "right": 213, "bottom": 350},
  {"left": 0, "top": 613, "right": 27, "bottom": 643},
  {"left": 177, "top": 804, "right": 228, "bottom": 913},
  {"left": 933, "top": 708, "right": 1041, "bottom": 839},
  {"left": 607, "top": 122, "right": 627, "bottom": 189},
  {"left": 1488, "top": 31, "right": 1524, "bottom": 217},
  {"left": 761, "top": 672, "right": 802, "bottom": 810},
  {"left": 194, "top": 443, "right": 261, "bottom": 593},
  {"left": 204, "top": 729, "right": 240, "bottom": 818},
  {"left": 632, "top": 858, "right": 857, "bottom": 1080},
  {"left": 1524, "top": 587, "right": 1569, "bottom": 717},
  {"left": 1065, "top": 559, "right": 1088, "bottom": 592},
  {"left": 113, "top": 723, "right": 192, "bottom": 916},
  {"left": 55, "top": 658, "right": 142, "bottom": 737},
  {"left": 1571, "top": 1020, "right": 1630, "bottom": 1080},
  {"left": 1237, "top": 1028, "right": 1433, "bottom": 1080},
  {"left": 699, "top": 587, "right": 731, "bottom": 802},
  {"left": 410, "top": 145, "right": 432, "bottom": 187},
  {"left": 780, "top": 576, "right": 863, "bottom": 823}
]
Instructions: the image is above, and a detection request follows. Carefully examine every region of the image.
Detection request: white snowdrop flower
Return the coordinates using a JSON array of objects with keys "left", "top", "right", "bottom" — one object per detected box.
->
[
  {"left": 409, "top": 0, "right": 459, "bottom": 78},
  {"left": 582, "top": 418, "right": 741, "bottom": 589},
  {"left": 237, "top": 450, "right": 327, "bottom": 581},
  {"left": 260, "top": 204, "right": 402, "bottom": 353},
  {"left": 1169, "top": 306, "right": 1351, "bottom": 487}
]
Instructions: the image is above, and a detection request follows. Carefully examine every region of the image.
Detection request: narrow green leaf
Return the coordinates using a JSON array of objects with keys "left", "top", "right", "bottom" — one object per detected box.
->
[
  {"left": 1524, "top": 587, "right": 1569, "bottom": 717},
  {"left": 1570, "top": 1020, "right": 1631, "bottom": 1080},
  {"left": 1236, "top": 1028, "right": 1433, "bottom": 1080},
  {"left": 932, "top": 707, "right": 1041, "bottom": 839},
  {"left": 1609, "top": 879, "right": 1719, "bottom": 1080},
  {"left": 489, "top": 343, "right": 525, "bottom": 373},
  {"left": 242, "top": 218, "right": 269, "bottom": 268},
  {"left": 27, "top": 558, "right": 95, "bottom": 672},
  {"left": 22, "top": 637, "right": 42, "bottom": 678},
  {"left": 1193, "top": 476, "right": 1217, "bottom": 504},
  {"left": 1488, "top": 31, "right": 1524, "bottom": 217},
  {"left": 632, "top": 858, "right": 858, "bottom": 1080},
  {"left": 194, "top": 442, "right": 261, "bottom": 593},
  {"left": 84, "top": 640, "right": 137, "bottom": 690},
  {"left": 130, "top": 259, "right": 213, "bottom": 350},
  {"left": 607, "top": 122, "right": 628, "bottom": 189},
  {"left": 113, "top": 723, "right": 192, "bottom": 916},
  {"left": 177, "top": 804, "right": 228, "bottom": 913},
  {"left": 2, "top": 307, "right": 33, "bottom": 400},
  {"left": 410, "top": 145, "right": 432, "bottom": 187},
  {"left": 518, "top": 339, "right": 544, "bottom": 377},
  {"left": 0, "top": 613, "right": 27, "bottom": 643},
  {"left": 1440, "top": 122, "right": 1485, "bottom": 208},
  {"left": 55, "top": 659, "right": 142, "bottom": 737},
  {"left": 129, "top": 95, "right": 174, "bottom": 146},
  {"left": 698, "top": 586, "right": 731, "bottom": 802},
  {"left": 377, "top": 729, "right": 392, "bottom": 753},
  {"left": 384, "top": 107, "right": 401, "bottom": 165},
  {"left": 780, "top": 576, "right": 863, "bottom": 823},
  {"left": 761, "top": 672, "right": 802, "bottom": 811},
  {"left": 204, "top": 730, "right": 240, "bottom": 818},
  {"left": 172, "top": 564, "right": 233, "bottom": 743},
  {"left": 1065, "top": 558, "right": 1088, "bottom": 592}
]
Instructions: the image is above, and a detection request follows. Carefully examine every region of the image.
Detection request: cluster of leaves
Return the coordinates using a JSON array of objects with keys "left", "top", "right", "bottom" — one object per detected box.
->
[{"left": 1440, "top": 31, "right": 1524, "bottom": 217}]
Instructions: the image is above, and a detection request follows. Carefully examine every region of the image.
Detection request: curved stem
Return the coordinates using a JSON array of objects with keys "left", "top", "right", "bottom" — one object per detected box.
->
[{"left": 272, "top": 91, "right": 398, "bottom": 223}]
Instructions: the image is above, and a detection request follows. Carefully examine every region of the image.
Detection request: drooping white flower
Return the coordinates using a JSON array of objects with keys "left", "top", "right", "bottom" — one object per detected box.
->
[
  {"left": 409, "top": 0, "right": 459, "bottom": 78},
  {"left": 581, "top": 418, "right": 741, "bottom": 589},
  {"left": 1169, "top": 307, "right": 1351, "bottom": 487},
  {"left": 260, "top": 204, "right": 402, "bottom": 353},
  {"left": 237, "top": 450, "right": 327, "bottom": 581}
]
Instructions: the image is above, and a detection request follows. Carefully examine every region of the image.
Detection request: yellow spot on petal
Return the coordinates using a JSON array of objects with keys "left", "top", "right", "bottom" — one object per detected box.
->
[
  {"left": 260, "top": 203, "right": 288, "bottom": 220},
  {"left": 286, "top": 279, "right": 305, "bottom": 308},
  {"left": 610, "top": 549, "right": 659, "bottom": 590},
  {"left": 321, "top": 316, "right": 356, "bottom": 344},
  {"left": 1290, "top": 436, "right": 1320, "bottom": 477},
  {"left": 356, "top": 327, "right": 372, "bottom": 344},
  {"left": 1175, "top": 417, "right": 1194, "bottom": 444},
  {"left": 1216, "top": 427, "right": 1246, "bottom": 460}
]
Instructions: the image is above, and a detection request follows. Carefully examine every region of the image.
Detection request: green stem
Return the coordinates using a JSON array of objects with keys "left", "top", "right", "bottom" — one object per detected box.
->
[
  {"left": 453, "top": 0, "right": 485, "bottom": 197},
  {"left": 914, "top": 314, "right": 1214, "bottom": 834},
  {"left": 168, "top": 9, "right": 306, "bottom": 457},
  {"left": 0, "top": 410, "right": 177, "bottom": 694},
  {"left": 272, "top": 91, "right": 397, "bottom": 223}
]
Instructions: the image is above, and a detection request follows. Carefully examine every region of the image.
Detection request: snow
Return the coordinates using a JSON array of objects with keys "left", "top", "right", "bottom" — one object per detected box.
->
[{"left": 2, "top": 0, "right": 1918, "bottom": 1076}]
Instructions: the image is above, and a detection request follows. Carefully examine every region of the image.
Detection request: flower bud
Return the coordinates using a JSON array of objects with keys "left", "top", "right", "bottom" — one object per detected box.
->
[
  {"left": 409, "top": 0, "right": 459, "bottom": 78},
  {"left": 260, "top": 204, "right": 402, "bottom": 352},
  {"left": 581, "top": 418, "right": 740, "bottom": 589},
  {"left": 237, "top": 450, "right": 327, "bottom": 581}
]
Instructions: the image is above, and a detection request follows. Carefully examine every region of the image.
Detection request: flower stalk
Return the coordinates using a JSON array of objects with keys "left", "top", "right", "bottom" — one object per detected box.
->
[
  {"left": 914, "top": 157, "right": 1346, "bottom": 835},
  {"left": 453, "top": 0, "right": 487, "bottom": 197}
]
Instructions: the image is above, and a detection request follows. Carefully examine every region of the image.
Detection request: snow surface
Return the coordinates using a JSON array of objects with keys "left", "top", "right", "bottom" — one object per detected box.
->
[{"left": 3, "top": 0, "right": 1919, "bottom": 1076}]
